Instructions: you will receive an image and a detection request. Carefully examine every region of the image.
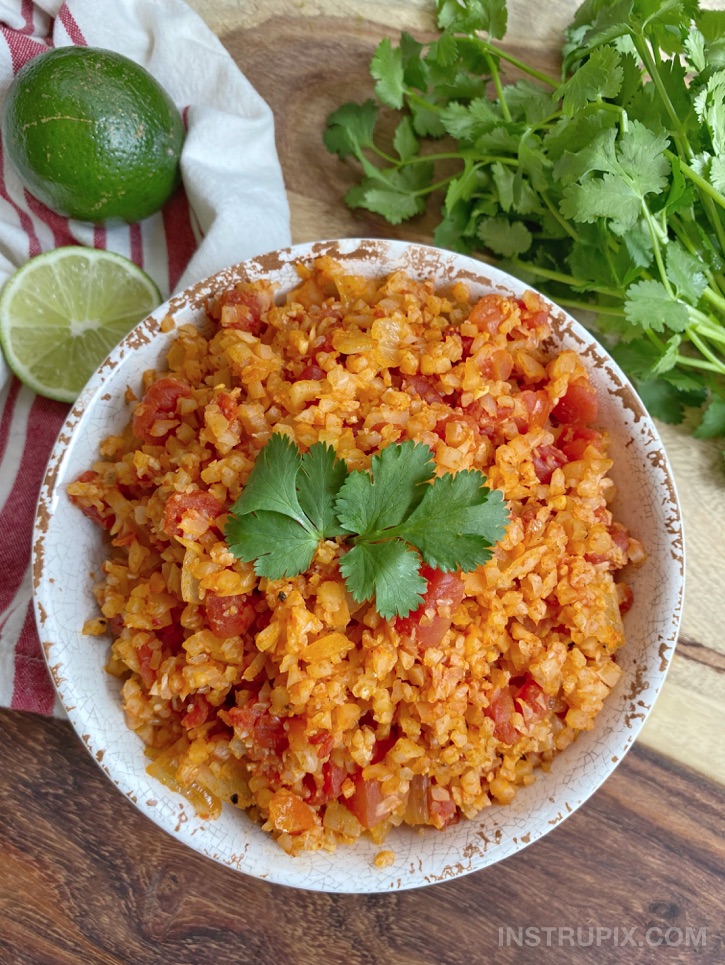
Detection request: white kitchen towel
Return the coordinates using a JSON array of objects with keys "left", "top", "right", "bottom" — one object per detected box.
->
[{"left": 0, "top": 0, "right": 291, "bottom": 715}]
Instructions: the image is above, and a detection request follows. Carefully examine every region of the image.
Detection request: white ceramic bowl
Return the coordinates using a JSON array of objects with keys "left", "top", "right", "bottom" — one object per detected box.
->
[{"left": 33, "top": 239, "right": 684, "bottom": 892}]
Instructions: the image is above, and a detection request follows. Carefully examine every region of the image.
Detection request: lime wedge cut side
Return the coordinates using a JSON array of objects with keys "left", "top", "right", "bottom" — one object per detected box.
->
[{"left": 0, "top": 246, "right": 161, "bottom": 403}]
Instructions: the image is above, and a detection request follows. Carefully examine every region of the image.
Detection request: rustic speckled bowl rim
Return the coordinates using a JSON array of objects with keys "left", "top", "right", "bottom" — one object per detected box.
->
[{"left": 33, "top": 238, "right": 684, "bottom": 893}]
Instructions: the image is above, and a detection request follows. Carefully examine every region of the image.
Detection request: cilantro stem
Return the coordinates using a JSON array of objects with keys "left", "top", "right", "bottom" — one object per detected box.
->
[
  {"left": 685, "top": 327, "right": 725, "bottom": 373},
  {"left": 486, "top": 54, "right": 511, "bottom": 123},
  {"left": 510, "top": 259, "right": 621, "bottom": 297},
  {"left": 702, "top": 287, "right": 725, "bottom": 317},
  {"left": 642, "top": 203, "right": 675, "bottom": 299},
  {"left": 633, "top": 34, "right": 692, "bottom": 158},
  {"left": 555, "top": 297, "right": 625, "bottom": 317},
  {"left": 675, "top": 354, "right": 725, "bottom": 374},
  {"left": 476, "top": 40, "right": 559, "bottom": 89},
  {"left": 541, "top": 192, "right": 580, "bottom": 242},
  {"left": 406, "top": 90, "right": 444, "bottom": 115},
  {"left": 668, "top": 154, "right": 725, "bottom": 211}
]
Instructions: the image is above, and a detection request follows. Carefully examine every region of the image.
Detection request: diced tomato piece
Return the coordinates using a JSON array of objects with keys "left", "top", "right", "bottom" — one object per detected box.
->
[
  {"left": 73, "top": 499, "right": 115, "bottom": 530},
  {"left": 217, "top": 391, "right": 238, "bottom": 422},
  {"left": 227, "top": 704, "right": 288, "bottom": 755},
  {"left": 181, "top": 695, "right": 211, "bottom": 730},
  {"left": 405, "top": 374, "right": 444, "bottom": 406},
  {"left": 480, "top": 348, "right": 514, "bottom": 382},
  {"left": 322, "top": 761, "right": 346, "bottom": 800},
  {"left": 370, "top": 732, "right": 398, "bottom": 764},
  {"left": 163, "top": 490, "right": 223, "bottom": 539},
  {"left": 214, "top": 285, "right": 272, "bottom": 336},
  {"left": 610, "top": 524, "right": 630, "bottom": 556},
  {"left": 310, "top": 731, "right": 334, "bottom": 760},
  {"left": 618, "top": 584, "right": 634, "bottom": 613},
  {"left": 344, "top": 774, "right": 389, "bottom": 829},
  {"left": 136, "top": 642, "right": 157, "bottom": 690},
  {"left": 515, "top": 678, "right": 549, "bottom": 725},
  {"left": 297, "top": 363, "right": 326, "bottom": 381},
  {"left": 155, "top": 607, "right": 185, "bottom": 650},
  {"left": 205, "top": 593, "right": 256, "bottom": 638},
  {"left": 132, "top": 377, "right": 192, "bottom": 444},
  {"left": 428, "top": 795, "right": 459, "bottom": 830},
  {"left": 531, "top": 444, "right": 568, "bottom": 484},
  {"left": 68, "top": 470, "right": 115, "bottom": 530},
  {"left": 394, "top": 566, "right": 465, "bottom": 649},
  {"left": 552, "top": 381, "right": 599, "bottom": 426},
  {"left": 253, "top": 713, "right": 287, "bottom": 753},
  {"left": 558, "top": 426, "right": 602, "bottom": 462},
  {"left": 460, "top": 335, "right": 475, "bottom": 358},
  {"left": 468, "top": 294, "right": 506, "bottom": 335},
  {"left": 517, "top": 389, "right": 552, "bottom": 431},
  {"left": 485, "top": 688, "right": 518, "bottom": 744}
]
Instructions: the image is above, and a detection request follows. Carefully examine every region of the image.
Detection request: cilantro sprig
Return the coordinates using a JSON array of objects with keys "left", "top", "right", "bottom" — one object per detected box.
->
[
  {"left": 224, "top": 436, "right": 508, "bottom": 619},
  {"left": 324, "top": 0, "right": 725, "bottom": 466}
]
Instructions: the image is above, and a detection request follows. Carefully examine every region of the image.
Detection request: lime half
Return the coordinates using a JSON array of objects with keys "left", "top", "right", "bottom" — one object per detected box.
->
[{"left": 0, "top": 246, "right": 161, "bottom": 402}]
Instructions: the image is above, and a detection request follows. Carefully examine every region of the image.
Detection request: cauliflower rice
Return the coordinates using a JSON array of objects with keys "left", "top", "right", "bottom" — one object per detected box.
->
[{"left": 69, "top": 256, "right": 643, "bottom": 855}]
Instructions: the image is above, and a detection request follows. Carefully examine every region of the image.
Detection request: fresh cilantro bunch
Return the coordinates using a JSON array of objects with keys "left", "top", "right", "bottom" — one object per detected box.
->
[
  {"left": 324, "top": 0, "right": 725, "bottom": 456},
  {"left": 224, "top": 435, "right": 508, "bottom": 619}
]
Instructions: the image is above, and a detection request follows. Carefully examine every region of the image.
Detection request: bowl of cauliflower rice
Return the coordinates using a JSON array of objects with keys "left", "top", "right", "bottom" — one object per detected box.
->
[{"left": 33, "top": 238, "right": 683, "bottom": 892}]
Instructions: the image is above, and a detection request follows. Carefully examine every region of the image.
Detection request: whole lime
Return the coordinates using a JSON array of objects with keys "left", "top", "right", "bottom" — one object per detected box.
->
[{"left": 1, "top": 46, "right": 185, "bottom": 223}]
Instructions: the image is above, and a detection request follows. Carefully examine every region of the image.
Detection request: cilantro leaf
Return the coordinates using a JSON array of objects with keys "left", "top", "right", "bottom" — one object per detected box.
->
[
  {"left": 225, "top": 511, "right": 319, "bottom": 580},
  {"left": 335, "top": 441, "right": 435, "bottom": 536},
  {"left": 379, "top": 470, "right": 509, "bottom": 571},
  {"left": 297, "top": 443, "right": 349, "bottom": 538},
  {"left": 340, "top": 541, "right": 427, "bottom": 620},
  {"left": 561, "top": 172, "right": 641, "bottom": 230},
  {"left": 437, "top": 0, "right": 508, "bottom": 39},
  {"left": 478, "top": 216, "right": 533, "bottom": 257},
  {"left": 370, "top": 37, "right": 405, "bottom": 109},
  {"left": 324, "top": 100, "right": 378, "bottom": 159},
  {"left": 352, "top": 185, "right": 425, "bottom": 224},
  {"left": 666, "top": 242, "right": 708, "bottom": 304},
  {"left": 393, "top": 116, "right": 419, "bottom": 162},
  {"left": 635, "top": 378, "right": 693, "bottom": 425},
  {"left": 624, "top": 280, "right": 690, "bottom": 333},
  {"left": 229, "top": 434, "right": 312, "bottom": 531},
  {"left": 694, "top": 394, "right": 725, "bottom": 439},
  {"left": 557, "top": 45, "right": 623, "bottom": 115}
]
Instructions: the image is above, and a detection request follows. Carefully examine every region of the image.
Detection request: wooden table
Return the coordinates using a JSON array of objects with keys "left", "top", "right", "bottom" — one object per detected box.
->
[{"left": 2, "top": 2, "right": 724, "bottom": 962}]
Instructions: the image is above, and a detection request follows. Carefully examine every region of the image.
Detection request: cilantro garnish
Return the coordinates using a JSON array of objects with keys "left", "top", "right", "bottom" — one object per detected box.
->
[
  {"left": 324, "top": 0, "right": 725, "bottom": 462},
  {"left": 225, "top": 436, "right": 508, "bottom": 619}
]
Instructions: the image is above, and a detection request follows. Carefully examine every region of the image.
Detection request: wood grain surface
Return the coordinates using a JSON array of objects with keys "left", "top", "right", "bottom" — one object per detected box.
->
[{"left": 3, "top": 2, "right": 725, "bottom": 962}]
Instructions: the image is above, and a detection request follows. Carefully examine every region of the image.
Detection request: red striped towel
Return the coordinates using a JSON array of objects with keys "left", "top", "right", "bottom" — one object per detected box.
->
[{"left": 0, "top": 0, "right": 291, "bottom": 715}]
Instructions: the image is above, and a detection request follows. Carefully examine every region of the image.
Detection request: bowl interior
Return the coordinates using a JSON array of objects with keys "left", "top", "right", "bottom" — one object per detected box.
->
[{"left": 33, "top": 238, "right": 684, "bottom": 892}]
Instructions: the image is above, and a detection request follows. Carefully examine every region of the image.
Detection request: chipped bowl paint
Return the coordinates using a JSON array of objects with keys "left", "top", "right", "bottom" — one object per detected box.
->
[{"left": 33, "top": 239, "right": 684, "bottom": 893}]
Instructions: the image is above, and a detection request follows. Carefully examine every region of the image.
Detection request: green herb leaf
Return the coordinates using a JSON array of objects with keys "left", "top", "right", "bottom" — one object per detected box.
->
[
  {"left": 371, "top": 37, "right": 406, "bottom": 109},
  {"left": 297, "top": 442, "right": 350, "bottom": 538},
  {"left": 694, "top": 394, "right": 725, "bottom": 439},
  {"left": 478, "top": 216, "right": 533, "bottom": 257},
  {"left": 340, "top": 540, "right": 427, "bottom": 620},
  {"left": 225, "top": 511, "right": 319, "bottom": 580},
  {"left": 229, "top": 433, "right": 312, "bottom": 531},
  {"left": 557, "top": 45, "right": 623, "bottom": 115},
  {"left": 335, "top": 441, "right": 436, "bottom": 536},
  {"left": 624, "top": 280, "right": 690, "bottom": 333},
  {"left": 437, "top": 0, "right": 508, "bottom": 39},
  {"left": 378, "top": 470, "right": 509, "bottom": 571},
  {"left": 323, "top": 100, "right": 378, "bottom": 159}
]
